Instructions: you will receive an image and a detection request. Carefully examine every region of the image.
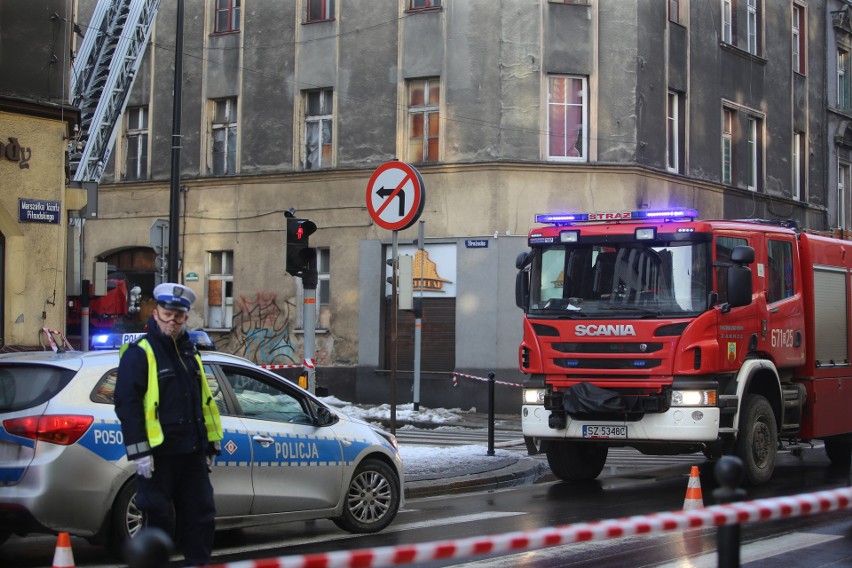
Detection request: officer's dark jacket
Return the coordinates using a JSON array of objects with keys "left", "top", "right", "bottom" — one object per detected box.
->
[{"left": 115, "top": 317, "right": 216, "bottom": 460}]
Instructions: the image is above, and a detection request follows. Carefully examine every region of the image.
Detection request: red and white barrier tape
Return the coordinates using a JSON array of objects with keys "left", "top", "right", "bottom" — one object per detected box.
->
[
  {"left": 207, "top": 485, "right": 852, "bottom": 568},
  {"left": 451, "top": 372, "right": 523, "bottom": 388},
  {"left": 41, "top": 328, "right": 74, "bottom": 352},
  {"left": 262, "top": 359, "right": 315, "bottom": 371}
]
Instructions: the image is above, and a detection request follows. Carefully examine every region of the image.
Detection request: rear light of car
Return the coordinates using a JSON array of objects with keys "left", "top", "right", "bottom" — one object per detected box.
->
[{"left": 3, "top": 415, "right": 95, "bottom": 445}]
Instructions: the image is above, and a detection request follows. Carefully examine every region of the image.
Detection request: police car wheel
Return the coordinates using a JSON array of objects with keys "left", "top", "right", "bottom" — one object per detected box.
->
[
  {"left": 332, "top": 459, "right": 400, "bottom": 533},
  {"left": 108, "top": 479, "right": 144, "bottom": 556}
]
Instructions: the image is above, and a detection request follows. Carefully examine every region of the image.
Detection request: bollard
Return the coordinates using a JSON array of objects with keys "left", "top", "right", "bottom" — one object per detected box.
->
[
  {"left": 124, "top": 527, "right": 174, "bottom": 568},
  {"left": 487, "top": 371, "right": 496, "bottom": 456},
  {"left": 713, "top": 456, "right": 747, "bottom": 568}
]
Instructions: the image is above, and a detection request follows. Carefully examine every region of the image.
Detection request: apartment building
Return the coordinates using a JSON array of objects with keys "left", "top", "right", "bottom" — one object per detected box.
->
[{"left": 71, "top": 0, "right": 827, "bottom": 409}]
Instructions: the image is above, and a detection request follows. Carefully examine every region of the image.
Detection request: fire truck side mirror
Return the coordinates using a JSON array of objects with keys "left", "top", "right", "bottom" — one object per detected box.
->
[
  {"left": 516, "top": 251, "right": 533, "bottom": 270},
  {"left": 516, "top": 269, "right": 530, "bottom": 310},
  {"left": 726, "top": 245, "right": 755, "bottom": 309}
]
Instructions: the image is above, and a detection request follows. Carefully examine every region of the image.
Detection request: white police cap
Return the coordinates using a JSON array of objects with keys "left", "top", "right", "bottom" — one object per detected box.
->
[{"left": 153, "top": 283, "right": 196, "bottom": 312}]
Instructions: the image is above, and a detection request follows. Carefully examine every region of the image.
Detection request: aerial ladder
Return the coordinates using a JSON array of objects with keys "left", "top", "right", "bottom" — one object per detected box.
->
[
  {"left": 69, "top": 0, "right": 160, "bottom": 200},
  {"left": 67, "top": 0, "right": 159, "bottom": 351}
]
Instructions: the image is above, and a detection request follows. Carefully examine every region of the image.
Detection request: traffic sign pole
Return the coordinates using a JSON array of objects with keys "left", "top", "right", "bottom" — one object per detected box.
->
[
  {"left": 366, "top": 161, "right": 426, "bottom": 435},
  {"left": 390, "top": 230, "right": 398, "bottom": 435}
]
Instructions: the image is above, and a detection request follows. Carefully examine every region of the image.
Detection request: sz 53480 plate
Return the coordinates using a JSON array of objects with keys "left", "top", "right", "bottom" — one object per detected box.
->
[{"left": 582, "top": 425, "right": 627, "bottom": 439}]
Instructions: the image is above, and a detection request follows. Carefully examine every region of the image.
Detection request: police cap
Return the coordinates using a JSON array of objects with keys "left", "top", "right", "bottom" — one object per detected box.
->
[{"left": 153, "top": 283, "right": 196, "bottom": 312}]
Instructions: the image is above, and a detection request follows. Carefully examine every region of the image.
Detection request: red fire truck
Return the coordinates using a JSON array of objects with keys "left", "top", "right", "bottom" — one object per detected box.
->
[{"left": 516, "top": 207, "right": 852, "bottom": 485}]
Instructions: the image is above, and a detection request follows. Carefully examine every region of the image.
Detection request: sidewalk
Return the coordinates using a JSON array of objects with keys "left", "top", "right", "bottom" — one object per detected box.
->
[{"left": 372, "top": 409, "right": 551, "bottom": 498}]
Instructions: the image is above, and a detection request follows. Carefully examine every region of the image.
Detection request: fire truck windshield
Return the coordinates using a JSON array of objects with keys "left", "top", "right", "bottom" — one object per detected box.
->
[{"left": 528, "top": 241, "right": 710, "bottom": 318}]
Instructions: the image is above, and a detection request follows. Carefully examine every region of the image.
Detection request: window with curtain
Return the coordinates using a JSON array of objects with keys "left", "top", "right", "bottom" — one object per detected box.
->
[
  {"left": 407, "top": 78, "right": 440, "bottom": 163},
  {"left": 125, "top": 106, "right": 148, "bottom": 181},
  {"left": 304, "top": 89, "right": 333, "bottom": 170},
  {"left": 212, "top": 98, "right": 238, "bottom": 176},
  {"left": 548, "top": 75, "right": 587, "bottom": 161}
]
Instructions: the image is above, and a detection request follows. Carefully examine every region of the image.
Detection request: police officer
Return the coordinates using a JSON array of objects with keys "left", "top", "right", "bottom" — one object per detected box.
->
[{"left": 115, "top": 283, "right": 223, "bottom": 566}]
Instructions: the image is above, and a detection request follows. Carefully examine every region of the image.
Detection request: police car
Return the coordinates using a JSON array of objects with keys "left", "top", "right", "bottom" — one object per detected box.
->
[{"left": 0, "top": 348, "right": 403, "bottom": 553}]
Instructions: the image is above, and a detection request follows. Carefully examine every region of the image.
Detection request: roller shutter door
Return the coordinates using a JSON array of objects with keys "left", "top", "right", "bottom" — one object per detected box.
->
[{"left": 384, "top": 298, "right": 455, "bottom": 373}]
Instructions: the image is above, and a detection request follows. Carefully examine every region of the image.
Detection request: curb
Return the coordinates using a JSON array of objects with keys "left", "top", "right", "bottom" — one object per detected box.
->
[{"left": 404, "top": 459, "right": 549, "bottom": 498}]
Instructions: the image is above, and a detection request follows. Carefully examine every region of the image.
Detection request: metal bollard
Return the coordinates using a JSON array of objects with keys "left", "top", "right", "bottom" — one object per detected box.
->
[
  {"left": 712, "top": 456, "right": 747, "bottom": 568},
  {"left": 487, "top": 371, "right": 496, "bottom": 456},
  {"left": 124, "top": 527, "right": 173, "bottom": 568}
]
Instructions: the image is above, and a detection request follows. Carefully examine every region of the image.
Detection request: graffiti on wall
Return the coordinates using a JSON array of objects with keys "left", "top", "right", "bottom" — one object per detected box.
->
[{"left": 228, "top": 292, "right": 297, "bottom": 365}]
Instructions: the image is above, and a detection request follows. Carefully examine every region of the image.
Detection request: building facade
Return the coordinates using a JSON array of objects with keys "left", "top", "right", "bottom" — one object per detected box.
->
[
  {"left": 0, "top": 1, "right": 81, "bottom": 352},
  {"left": 73, "top": 0, "right": 829, "bottom": 410}
]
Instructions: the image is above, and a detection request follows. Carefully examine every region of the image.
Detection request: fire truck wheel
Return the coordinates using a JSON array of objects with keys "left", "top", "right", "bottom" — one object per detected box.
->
[
  {"left": 734, "top": 394, "right": 777, "bottom": 485},
  {"left": 824, "top": 434, "right": 852, "bottom": 466},
  {"left": 545, "top": 441, "right": 608, "bottom": 481}
]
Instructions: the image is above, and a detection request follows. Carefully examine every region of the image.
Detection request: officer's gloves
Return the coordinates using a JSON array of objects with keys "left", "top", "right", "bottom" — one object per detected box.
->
[
  {"left": 206, "top": 455, "right": 215, "bottom": 472},
  {"left": 134, "top": 455, "right": 154, "bottom": 478}
]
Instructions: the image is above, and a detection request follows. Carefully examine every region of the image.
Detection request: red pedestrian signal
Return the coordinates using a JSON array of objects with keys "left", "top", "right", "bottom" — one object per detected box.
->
[{"left": 286, "top": 217, "right": 317, "bottom": 276}]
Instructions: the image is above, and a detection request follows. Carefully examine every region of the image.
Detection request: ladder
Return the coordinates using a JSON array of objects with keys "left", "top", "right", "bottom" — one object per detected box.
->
[{"left": 70, "top": 0, "right": 160, "bottom": 184}]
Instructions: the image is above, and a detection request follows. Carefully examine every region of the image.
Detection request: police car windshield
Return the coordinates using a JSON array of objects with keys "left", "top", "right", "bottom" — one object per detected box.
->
[{"left": 527, "top": 241, "right": 710, "bottom": 318}]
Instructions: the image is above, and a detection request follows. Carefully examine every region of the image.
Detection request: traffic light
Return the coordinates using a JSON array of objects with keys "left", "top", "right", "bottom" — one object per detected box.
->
[{"left": 286, "top": 217, "right": 317, "bottom": 276}]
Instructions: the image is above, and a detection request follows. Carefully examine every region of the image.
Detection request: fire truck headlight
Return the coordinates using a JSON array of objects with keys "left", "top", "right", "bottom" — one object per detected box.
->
[
  {"left": 523, "top": 388, "right": 546, "bottom": 405},
  {"left": 671, "top": 390, "right": 717, "bottom": 406}
]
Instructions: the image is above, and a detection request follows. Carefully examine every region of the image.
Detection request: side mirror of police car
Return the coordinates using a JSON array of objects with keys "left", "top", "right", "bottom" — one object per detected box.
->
[{"left": 315, "top": 406, "right": 339, "bottom": 427}]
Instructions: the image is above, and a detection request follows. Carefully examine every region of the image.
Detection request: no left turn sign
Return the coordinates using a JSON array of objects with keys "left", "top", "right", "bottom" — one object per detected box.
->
[{"left": 366, "top": 161, "right": 426, "bottom": 231}]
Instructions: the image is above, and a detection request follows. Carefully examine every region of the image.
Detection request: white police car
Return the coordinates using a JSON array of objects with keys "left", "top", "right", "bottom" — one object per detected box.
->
[{"left": 0, "top": 348, "right": 403, "bottom": 554}]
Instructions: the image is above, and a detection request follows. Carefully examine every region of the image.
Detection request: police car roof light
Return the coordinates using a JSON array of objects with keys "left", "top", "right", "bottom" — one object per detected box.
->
[{"left": 535, "top": 207, "right": 698, "bottom": 226}]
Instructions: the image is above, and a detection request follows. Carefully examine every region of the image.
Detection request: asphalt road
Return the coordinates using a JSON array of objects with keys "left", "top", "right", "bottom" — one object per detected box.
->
[{"left": 5, "top": 438, "right": 850, "bottom": 568}]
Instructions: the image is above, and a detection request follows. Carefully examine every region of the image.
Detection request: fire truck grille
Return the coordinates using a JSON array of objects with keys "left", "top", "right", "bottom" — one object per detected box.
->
[
  {"left": 552, "top": 342, "right": 664, "bottom": 354},
  {"left": 554, "top": 358, "right": 663, "bottom": 370}
]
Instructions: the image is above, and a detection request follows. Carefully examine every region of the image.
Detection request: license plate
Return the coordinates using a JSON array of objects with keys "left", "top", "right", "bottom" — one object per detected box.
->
[{"left": 582, "top": 425, "right": 627, "bottom": 439}]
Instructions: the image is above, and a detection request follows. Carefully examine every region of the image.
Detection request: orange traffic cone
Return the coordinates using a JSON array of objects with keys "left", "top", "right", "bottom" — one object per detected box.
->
[
  {"left": 682, "top": 465, "right": 704, "bottom": 509},
  {"left": 52, "top": 532, "right": 75, "bottom": 568}
]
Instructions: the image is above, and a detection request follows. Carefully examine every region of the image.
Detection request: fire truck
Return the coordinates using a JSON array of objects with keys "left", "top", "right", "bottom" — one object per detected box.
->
[{"left": 516, "top": 207, "right": 852, "bottom": 485}]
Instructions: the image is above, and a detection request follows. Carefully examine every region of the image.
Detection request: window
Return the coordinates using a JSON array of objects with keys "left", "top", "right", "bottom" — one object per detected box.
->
[
  {"left": 747, "top": 0, "right": 759, "bottom": 55},
  {"left": 409, "top": 0, "right": 441, "bottom": 9},
  {"left": 306, "top": 0, "right": 334, "bottom": 23},
  {"left": 666, "top": 91, "right": 683, "bottom": 173},
  {"left": 214, "top": 0, "right": 240, "bottom": 33},
  {"left": 212, "top": 98, "right": 238, "bottom": 176},
  {"left": 548, "top": 75, "right": 587, "bottom": 161},
  {"left": 722, "top": 108, "right": 733, "bottom": 185},
  {"left": 766, "top": 240, "right": 794, "bottom": 303},
  {"left": 223, "top": 367, "right": 312, "bottom": 424},
  {"left": 839, "top": 162, "right": 851, "bottom": 229},
  {"left": 839, "top": 48, "right": 851, "bottom": 110},
  {"left": 792, "top": 4, "right": 805, "bottom": 74},
  {"left": 747, "top": 116, "right": 760, "bottom": 191},
  {"left": 125, "top": 106, "right": 148, "bottom": 181},
  {"left": 407, "top": 78, "right": 440, "bottom": 163},
  {"left": 714, "top": 235, "right": 748, "bottom": 304},
  {"left": 669, "top": 0, "right": 680, "bottom": 24},
  {"left": 792, "top": 132, "right": 803, "bottom": 201},
  {"left": 297, "top": 247, "right": 330, "bottom": 330},
  {"left": 207, "top": 251, "right": 234, "bottom": 330},
  {"left": 722, "top": 0, "right": 733, "bottom": 44},
  {"left": 304, "top": 89, "right": 333, "bottom": 170}
]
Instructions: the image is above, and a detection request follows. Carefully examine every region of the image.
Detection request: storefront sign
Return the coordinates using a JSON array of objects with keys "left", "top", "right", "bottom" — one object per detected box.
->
[
  {"left": 19, "top": 198, "right": 60, "bottom": 224},
  {"left": 2, "top": 137, "right": 32, "bottom": 169},
  {"left": 386, "top": 243, "right": 457, "bottom": 297}
]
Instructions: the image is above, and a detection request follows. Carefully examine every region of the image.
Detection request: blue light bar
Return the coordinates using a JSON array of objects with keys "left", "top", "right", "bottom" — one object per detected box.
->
[{"left": 535, "top": 207, "right": 698, "bottom": 225}]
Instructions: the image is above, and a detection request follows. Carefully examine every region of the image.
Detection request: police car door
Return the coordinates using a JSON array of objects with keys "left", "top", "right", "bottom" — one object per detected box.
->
[
  {"left": 201, "top": 363, "right": 255, "bottom": 518},
  {"left": 220, "top": 366, "right": 345, "bottom": 514}
]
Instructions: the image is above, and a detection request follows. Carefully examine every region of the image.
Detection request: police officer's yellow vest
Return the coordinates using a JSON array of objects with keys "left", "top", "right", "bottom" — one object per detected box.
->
[{"left": 121, "top": 338, "right": 224, "bottom": 448}]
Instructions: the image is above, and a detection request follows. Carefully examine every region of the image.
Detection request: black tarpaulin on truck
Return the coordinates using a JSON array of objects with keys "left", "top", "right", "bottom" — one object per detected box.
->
[{"left": 561, "top": 382, "right": 645, "bottom": 418}]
